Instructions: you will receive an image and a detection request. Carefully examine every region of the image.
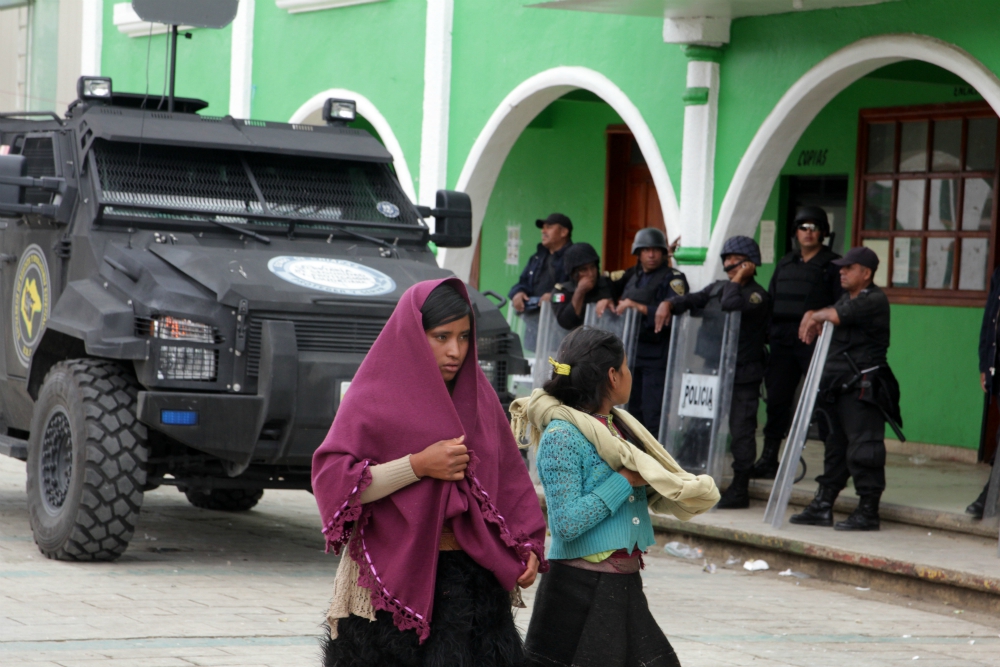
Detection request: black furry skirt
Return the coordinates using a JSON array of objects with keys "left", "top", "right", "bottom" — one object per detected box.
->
[
  {"left": 323, "top": 551, "right": 524, "bottom": 667},
  {"left": 523, "top": 561, "right": 680, "bottom": 667}
]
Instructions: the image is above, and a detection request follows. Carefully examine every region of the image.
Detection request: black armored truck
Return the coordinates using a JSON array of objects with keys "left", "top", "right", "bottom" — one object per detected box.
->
[{"left": 0, "top": 76, "right": 527, "bottom": 561}]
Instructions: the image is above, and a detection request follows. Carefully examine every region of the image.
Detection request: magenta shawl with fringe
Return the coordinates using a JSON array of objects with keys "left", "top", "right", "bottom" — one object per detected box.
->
[{"left": 311, "top": 277, "right": 547, "bottom": 642}]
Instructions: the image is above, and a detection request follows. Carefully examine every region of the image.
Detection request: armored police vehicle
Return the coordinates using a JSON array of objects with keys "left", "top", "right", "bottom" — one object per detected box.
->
[{"left": 0, "top": 76, "right": 526, "bottom": 561}]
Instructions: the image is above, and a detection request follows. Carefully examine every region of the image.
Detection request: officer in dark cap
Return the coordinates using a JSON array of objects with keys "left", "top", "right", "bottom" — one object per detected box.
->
[
  {"left": 753, "top": 206, "right": 843, "bottom": 479},
  {"left": 656, "top": 236, "right": 771, "bottom": 509},
  {"left": 551, "top": 242, "right": 613, "bottom": 330},
  {"left": 792, "top": 246, "right": 901, "bottom": 531},
  {"left": 609, "top": 227, "right": 689, "bottom": 432},
  {"left": 508, "top": 213, "right": 573, "bottom": 314}
]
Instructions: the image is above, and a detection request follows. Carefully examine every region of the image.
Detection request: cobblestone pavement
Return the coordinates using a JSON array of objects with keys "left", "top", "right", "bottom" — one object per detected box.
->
[{"left": 2, "top": 455, "right": 998, "bottom": 667}]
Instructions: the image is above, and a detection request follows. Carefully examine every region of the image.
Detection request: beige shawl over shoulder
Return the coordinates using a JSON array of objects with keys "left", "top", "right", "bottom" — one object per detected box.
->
[{"left": 510, "top": 389, "right": 719, "bottom": 521}]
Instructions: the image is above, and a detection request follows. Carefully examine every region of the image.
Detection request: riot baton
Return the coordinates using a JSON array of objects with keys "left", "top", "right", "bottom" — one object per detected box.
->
[{"left": 764, "top": 321, "right": 833, "bottom": 529}]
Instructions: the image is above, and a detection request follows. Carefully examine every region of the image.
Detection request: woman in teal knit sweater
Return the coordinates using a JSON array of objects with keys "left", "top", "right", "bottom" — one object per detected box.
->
[{"left": 524, "top": 327, "right": 682, "bottom": 667}]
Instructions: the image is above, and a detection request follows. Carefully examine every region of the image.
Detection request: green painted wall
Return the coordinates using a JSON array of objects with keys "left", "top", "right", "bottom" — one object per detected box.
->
[
  {"left": 449, "top": 1, "right": 686, "bottom": 198},
  {"left": 477, "top": 99, "right": 622, "bottom": 307},
  {"left": 251, "top": 0, "right": 425, "bottom": 188},
  {"left": 100, "top": 5, "right": 232, "bottom": 114}
]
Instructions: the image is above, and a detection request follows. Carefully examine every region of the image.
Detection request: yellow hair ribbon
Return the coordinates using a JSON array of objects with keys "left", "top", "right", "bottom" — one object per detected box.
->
[{"left": 548, "top": 357, "right": 571, "bottom": 376}]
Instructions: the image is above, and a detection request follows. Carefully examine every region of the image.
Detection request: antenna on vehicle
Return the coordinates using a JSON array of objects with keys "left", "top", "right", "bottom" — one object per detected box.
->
[{"left": 131, "top": 0, "right": 239, "bottom": 113}]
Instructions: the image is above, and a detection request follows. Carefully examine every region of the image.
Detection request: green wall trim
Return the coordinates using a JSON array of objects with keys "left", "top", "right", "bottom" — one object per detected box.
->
[
  {"left": 683, "top": 44, "right": 724, "bottom": 63},
  {"left": 674, "top": 247, "right": 708, "bottom": 264},
  {"left": 683, "top": 87, "right": 710, "bottom": 105}
]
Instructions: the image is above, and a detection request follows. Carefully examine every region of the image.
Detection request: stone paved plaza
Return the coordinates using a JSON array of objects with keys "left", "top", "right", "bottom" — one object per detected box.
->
[{"left": 1, "top": 455, "right": 998, "bottom": 667}]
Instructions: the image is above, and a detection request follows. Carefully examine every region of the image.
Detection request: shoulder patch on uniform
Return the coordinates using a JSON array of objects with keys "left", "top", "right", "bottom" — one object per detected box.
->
[
  {"left": 554, "top": 283, "right": 564, "bottom": 291},
  {"left": 670, "top": 278, "right": 686, "bottom": 296},
  {"left": 609, "top": 270, "right": 626, "bottom": 281},
  {"left": 749, "top": 292, "right": 763, "bottom": 305}
]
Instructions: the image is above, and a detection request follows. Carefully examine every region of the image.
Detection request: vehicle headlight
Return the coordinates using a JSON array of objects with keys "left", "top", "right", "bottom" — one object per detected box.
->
[
  {"left": 148, "top": 316, "right": 216, "bottom": 344},
  {"left": 157, "top": 346, "right": 218, "bottom": 381}
]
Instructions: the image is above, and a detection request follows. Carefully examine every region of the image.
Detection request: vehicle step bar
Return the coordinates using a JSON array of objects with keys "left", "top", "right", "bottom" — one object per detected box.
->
[{"left": 0, "top": 434, "right": 28, "bottom": 461}]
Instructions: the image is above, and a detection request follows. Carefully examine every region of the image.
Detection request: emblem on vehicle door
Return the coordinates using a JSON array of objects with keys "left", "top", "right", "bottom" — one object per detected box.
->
[{"left": 12, "top": 244, "right": 51, "bottom": 367}]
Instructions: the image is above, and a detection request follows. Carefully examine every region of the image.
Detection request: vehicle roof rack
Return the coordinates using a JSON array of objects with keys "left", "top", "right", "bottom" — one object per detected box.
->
[{"left": 0, "top": 111, "right": 63, "bottom": 124}]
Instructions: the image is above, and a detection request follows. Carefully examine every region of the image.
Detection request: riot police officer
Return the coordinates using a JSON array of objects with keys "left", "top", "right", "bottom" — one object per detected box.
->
[
  {"left": 792, "top": 247, "right": 901, "bottom": 531},
  {"left": 753, "top": 206, "right": 842, "bottom": 478},
  {"left": 508, "top": 213, "right": 573, "bottom": 313},
  {"left": 610, "top": 228, "right": 688, "bottom": 433},
  {"left": 656, "top": 236, "right": 771, "bottom": 509},
  {"left": 551, "top": 242, "right": 613, "bottom": 330}
]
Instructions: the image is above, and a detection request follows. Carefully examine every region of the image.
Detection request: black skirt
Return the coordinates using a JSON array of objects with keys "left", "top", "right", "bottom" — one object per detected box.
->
[
  {"left": 523, "top": 561, "right": 680, "bottom": 667},
  {"left": 323, "top": 551, "right": 524, "bottom": 667}
]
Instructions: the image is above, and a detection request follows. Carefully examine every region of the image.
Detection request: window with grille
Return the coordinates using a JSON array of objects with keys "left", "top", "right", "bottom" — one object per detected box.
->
[{"left": 855, "top": 102, "right": 999, "bottom": 305}]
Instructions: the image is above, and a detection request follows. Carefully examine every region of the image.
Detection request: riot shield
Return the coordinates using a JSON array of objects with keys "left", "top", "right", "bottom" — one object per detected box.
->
[
  {"left": 531, "top": 300, "right": 572, "bottom": 389},
  {"left": 583, "top": 304, "right": 640, "bottom": 370},
  {"left": 657, "top": 310, "right": 741, "bottom": 484},
  {"left": 763, "top": 321, "right": 833, "bottom": 529}
]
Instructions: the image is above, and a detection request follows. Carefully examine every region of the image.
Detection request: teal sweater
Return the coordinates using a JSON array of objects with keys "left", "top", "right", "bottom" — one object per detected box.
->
[{"left": 536, "top": 419, "right": 655, "bottom": 560}]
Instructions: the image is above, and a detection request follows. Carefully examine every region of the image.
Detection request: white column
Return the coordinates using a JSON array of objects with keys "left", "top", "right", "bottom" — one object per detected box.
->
[
  {"left": 418, "top": 0, "right": 453, "bottom": 209},
  {"left": 80, "top": 0, "right": 103, "bottom": 76},
  {"left": 677, "top": 56, "right": 720, "bottom": 261},
  {"left": 229, "top": 0, "right": 255, "bottom": 118}
]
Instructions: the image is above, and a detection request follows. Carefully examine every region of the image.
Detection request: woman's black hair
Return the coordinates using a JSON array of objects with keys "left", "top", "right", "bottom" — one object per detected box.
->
[
  {"left": 544, "top": 327, "right": 625, "bottom": 413},
  {"left": 421, "top": 283, "right": 474, "bottom": 331}
]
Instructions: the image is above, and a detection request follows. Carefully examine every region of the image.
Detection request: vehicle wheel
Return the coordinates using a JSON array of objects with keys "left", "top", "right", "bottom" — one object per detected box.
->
[
  {"left": 25, "top": 359, "right": 148, "bottom": 561},
  {"left": 183, "top": 487, "right": 263, "bottom": 512}
]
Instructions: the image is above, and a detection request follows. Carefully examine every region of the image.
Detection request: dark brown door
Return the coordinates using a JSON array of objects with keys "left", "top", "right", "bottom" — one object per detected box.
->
[{"left": 604, "top": 126, "right": 665, "bottom": 272}]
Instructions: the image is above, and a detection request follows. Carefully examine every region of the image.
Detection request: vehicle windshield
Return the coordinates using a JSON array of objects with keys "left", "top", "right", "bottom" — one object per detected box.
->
[{"left": 92, "top": 139, "right": 423, "bottom": 237}]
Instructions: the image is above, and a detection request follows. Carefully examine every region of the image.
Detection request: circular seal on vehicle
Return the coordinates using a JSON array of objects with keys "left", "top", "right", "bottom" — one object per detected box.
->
[
  {"left": 12, "top": 245, "right": 51, "bottom": 368},
  {"left": 267, "top": 256, "right": 396, "bottom": 296},
  {"left": 376, "top": 201, "right": 400, "bottom": 219}
]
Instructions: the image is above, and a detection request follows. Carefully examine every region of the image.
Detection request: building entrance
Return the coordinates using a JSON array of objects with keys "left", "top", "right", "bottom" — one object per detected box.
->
[
  {"left": 604, "top": 126, "right": 665, "bottom": 272},
  {"left": 784, "top": 175, "right": 849, "bottom": 258}
]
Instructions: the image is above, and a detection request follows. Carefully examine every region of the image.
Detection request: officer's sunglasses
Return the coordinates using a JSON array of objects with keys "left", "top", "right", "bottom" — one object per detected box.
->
[{"left": 797, "top": 223, "right": 820, "bottom": 233}]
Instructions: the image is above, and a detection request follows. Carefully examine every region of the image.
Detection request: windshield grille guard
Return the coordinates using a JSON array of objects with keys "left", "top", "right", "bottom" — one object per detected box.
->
[{"left": 88, "top": 140, "right": 427, "bottom": 234}]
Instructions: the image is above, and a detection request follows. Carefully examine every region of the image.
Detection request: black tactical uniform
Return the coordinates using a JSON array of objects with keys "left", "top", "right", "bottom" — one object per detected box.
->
[
  {"left": 792, "top": 248, "right": 900, "bottom": 531},
  {"left": 669, "top": 236, "right": 770, "bottom": 509},
  {"left": 756, "top": 246, "right": 842, "bottom": 475},
  {"left": 610, "top": 228, "right": 688, "bottom": 433},
  {"left": 551, "top": 242, "right": 613, "bottom": 330}
]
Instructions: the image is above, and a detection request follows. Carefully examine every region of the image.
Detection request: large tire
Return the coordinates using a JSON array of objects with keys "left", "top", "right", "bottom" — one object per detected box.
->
[
  {"left": 183, "top": 487, "right": 263, "bottom": 512},
  {"left": 25, "top": 360, "right": 148, "bottom": 561}
]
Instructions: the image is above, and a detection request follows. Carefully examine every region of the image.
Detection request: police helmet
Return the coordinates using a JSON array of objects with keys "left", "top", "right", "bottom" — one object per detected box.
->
[
  {"left": 794, "top": 206, "right": 830, "bottom": 237},
  {"left": 563, "top": 242, "right": 601, "bottom": 276},
  {"left": 721, "top": 236, "right": 762, "bottom": 267},
  {"left": 631, "top": 227, "right": 669, "bottom": 255}
]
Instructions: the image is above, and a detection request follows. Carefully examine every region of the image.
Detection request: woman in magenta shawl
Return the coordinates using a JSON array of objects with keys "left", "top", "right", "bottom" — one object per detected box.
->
[{"left": 313, "top": 278, "right": 547, "bottom": 666}]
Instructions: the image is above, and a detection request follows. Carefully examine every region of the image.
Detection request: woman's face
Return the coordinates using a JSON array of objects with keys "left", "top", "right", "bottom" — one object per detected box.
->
[
  {"left": 425, "top": 316, "right": 471, "bottom": 383},
  {"left": 608, "top": 356, "right": 632, "bottom": 406}
]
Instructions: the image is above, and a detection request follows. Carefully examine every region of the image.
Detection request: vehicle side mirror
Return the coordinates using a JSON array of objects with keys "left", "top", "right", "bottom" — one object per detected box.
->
[
  {"left": 428, "top": 190, "right": 472, "bottom": 248},
  {"left": 0, "top": 155, "right": 26, "bottom": 208}
]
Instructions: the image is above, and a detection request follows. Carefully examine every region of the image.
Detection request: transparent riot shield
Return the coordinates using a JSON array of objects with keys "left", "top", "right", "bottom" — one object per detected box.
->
[
  {"left": 583, "top": 304, "right": 640, "bottom": 370},
  {"left": 764, "top": 321, "right": 833, "bottom": 529},
  {"left": 531, "top": 300, "right": 572, "bottom": 389},
  {"left": 657, "top": 310, "right": 741, "bottom": 484}
]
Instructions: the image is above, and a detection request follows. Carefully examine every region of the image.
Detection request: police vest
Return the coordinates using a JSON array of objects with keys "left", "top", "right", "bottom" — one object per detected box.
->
[
  {"left": 771, "top": 249, "right": 838, "bottom": 322},
  {"left": 621, "top": 264, "right": 673, "bottom": 304}
]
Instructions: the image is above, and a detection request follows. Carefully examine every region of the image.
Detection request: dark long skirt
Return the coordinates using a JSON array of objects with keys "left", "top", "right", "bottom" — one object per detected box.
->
[
  {"left": 523, "top": 561, "right": 680, "bottom": 667},
  {"left": 323, "top": 551, "right": 524, "bottom": 667}
]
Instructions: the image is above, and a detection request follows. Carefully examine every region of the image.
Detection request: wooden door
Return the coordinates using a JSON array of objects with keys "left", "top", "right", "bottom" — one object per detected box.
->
[{"left": 604, "top": 126, "right": 665, "bottom": 272}]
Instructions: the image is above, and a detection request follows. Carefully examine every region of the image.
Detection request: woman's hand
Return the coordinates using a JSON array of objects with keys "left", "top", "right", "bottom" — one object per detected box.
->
[
  {"left": 618, "top": 467, "right": 647, "bottom": 487},
  {"left": 410, "top": 436, "right": 469, "bottom": 481},
  {"left": 517, "top": 552, "right": 540, "bottom": 589}
]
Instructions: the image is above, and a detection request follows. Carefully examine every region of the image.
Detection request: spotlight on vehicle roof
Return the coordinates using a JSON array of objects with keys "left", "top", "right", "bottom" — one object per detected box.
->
[
  {"left": 77, "top": 76, "right": 113, "bottom": 101},
  {"left": 322, "top": 98, "right": 357, "bottom": 126}
]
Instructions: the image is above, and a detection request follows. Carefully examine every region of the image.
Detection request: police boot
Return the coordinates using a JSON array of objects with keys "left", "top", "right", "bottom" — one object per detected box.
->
[
  {"left": 750, "top": 438, "right": 782, "bottom": 479},
  {"left": 717, "top": 471, "right": 750, "bottom": 509},
  {"left": 789, "top": 485, "right": 839, "bottom": 526},
  {"left": 965, "top": 481, "right": 991, "bottom": 519},
  {"left": 834, "top": 494, "right": 881, "bottom": 531}
]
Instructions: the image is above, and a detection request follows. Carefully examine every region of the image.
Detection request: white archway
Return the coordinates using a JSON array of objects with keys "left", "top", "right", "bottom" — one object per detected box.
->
[
  {"left": 440, "top": 66, "right": 679, "bottom": 280},
  {"left": 707, "top": 34, "right": 1000, "bottom": 282},
  {"left": 289, "top": 89, "right": 417, "bottom": 203}
]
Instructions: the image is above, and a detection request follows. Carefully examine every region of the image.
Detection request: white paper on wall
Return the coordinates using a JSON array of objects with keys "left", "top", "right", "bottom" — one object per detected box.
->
[{"left": 759, "top": 220, "right": 775, "bottom": 265}]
